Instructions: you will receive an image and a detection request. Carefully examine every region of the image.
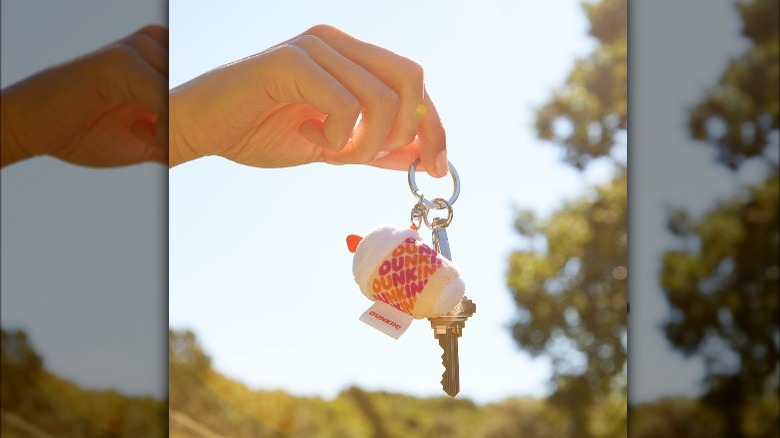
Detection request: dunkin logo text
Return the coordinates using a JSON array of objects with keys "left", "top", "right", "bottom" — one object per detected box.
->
[
  {"left": 371, "top": 237, "right": 443, "bottom": 314},
  {"left": 368, "top": 310, "right": 402, "bottom": 330}
]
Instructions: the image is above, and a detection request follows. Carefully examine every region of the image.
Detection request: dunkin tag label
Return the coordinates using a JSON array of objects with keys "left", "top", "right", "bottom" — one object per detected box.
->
[
  {"left": 360, "top": 300, "right": 414, "bottom": 339},
  {"left": 369, "top": 237, "right": 444, "bottom": 315}
]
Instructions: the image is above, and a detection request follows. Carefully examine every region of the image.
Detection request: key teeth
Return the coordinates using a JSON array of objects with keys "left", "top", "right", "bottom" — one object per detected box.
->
[
  {"left": 441, "top": 372, "right": 459, "bottom": 397},
  {"left": 440, "top": 353, "right": 458, "bottom": 397},
  {"left": 440, "top": 351, "right": 457, "bottom": 396},
  {"left": 439, "top": 344, "right": 451, "bottom": 367}
]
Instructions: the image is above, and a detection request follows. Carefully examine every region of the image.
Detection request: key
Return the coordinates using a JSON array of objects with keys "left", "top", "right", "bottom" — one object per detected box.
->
[
  {"left": 430, "top": 297, "right": 476, "bottom": 397},
  {"left": 429, "top": 221, "right": 476, "bottom": 397}
]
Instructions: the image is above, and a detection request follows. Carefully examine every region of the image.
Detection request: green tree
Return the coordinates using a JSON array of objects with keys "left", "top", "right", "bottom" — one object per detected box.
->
[
  {"left": 169, "top": 329, "right": 211, "bottom": 382},
  {"left": 662, "top": 176, "right": 779, "bottom": 437},
  {"left": 1, "top": 329, "right": 166, "bottom": 437},
  {"left": 509, "top": 174, "right": 627, "bottom": 438},
  {"left": 1, "top": 329, "right": 44, "bottom": 410},
  {"left": 535, "top": 0, "right": 627, "bottom": 170},
  {"left": 508, "top": 0, "right": 627, "bottom": 437},
  {"left": 660, "top": 0, "right": 779, "bottom": 436},
  {"left": 687, "top": 0, "right": 778, "bottom": 170}
]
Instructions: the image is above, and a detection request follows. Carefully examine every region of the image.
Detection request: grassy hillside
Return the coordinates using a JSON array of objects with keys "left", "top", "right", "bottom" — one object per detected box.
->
[
  {"left": 4, "top": 328, "right": 774, "bottom": 437},
  {"left": 1, "top": 329, "right": 166, "bottom": 436}
]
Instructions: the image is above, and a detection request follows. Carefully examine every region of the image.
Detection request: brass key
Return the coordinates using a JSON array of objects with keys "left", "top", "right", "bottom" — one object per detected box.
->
[
  {"left": 429, "top": 221, "right": 476, "bottom": 397},
  {"left": 430, "top": 296, "right": 476, "bottom": 397}
]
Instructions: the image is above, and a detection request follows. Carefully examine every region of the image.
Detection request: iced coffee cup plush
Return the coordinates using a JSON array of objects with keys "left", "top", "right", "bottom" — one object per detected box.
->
[{"left": 347, "top": 225, "right": 465, "bottom": 318}]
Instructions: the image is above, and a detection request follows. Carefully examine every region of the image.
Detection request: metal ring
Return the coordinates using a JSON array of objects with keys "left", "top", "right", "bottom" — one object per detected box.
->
[
  {"left": 408, "top": 157, "right": 460, "bottom": 209},
  {"left": 410, "top": 200, "right": 424, "bottom": 229},
  {"left": 422, "top": 198, "right": 453, "bottom": 229}
]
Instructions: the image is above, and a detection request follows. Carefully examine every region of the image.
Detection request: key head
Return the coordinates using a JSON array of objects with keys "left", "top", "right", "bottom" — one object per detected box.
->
[
  {"left": 429, "top": 296, "right": 476, "bottom": 323},
  {"left": 452, "top": 296, "right": 476, "bottom": 317},
  {"left": 429, "top": 296, "right": 476, "bottom": 340},
  {"left": 431, "top": 323, "right": 462, "bottom": 338}
]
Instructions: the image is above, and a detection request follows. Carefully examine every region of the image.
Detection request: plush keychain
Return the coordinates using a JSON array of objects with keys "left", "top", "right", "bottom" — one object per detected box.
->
[
  {"left": 346, "top": 158, "right": 472, "bottom": 340},
  {"left": 347, "top": 158, "right": 476, "bottom": 397},
  {"left": 347, "top": 225, "right": 465, "bottom": 319}
]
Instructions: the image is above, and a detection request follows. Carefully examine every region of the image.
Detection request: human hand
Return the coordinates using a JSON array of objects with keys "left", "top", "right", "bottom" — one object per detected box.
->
[
  {"left": 1, "top": 25, "right": 168, "bottom": 168},
  {"left": 169, "top": 24, "right": 448, "bottom": 177}
]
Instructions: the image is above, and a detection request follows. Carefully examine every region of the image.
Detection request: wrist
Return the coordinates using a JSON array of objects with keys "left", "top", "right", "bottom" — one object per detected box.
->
[{"left": 169, "top": 86, "right": 208, "bottom": 167}]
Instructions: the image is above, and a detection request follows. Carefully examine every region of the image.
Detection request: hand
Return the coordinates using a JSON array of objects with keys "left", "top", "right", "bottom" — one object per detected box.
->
[
  {"left": 170, "top": 24, "right": 448, "bottom": 177},
  {"left": 1, "top": 25, "right": 168, "bottom": 168}
]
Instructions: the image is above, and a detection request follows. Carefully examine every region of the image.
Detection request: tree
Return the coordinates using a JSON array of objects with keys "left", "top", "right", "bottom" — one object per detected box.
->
[
  {"left": 1, "top": 329, "right": 44, "bottom": 409},
  {"left": 661, "top": 0, "right": 779, "bottom": 436},
  {"left": 1, "top": 329, "right": 166, "bottom": 436},
  {"left": 687, "top": 0, "right": 778, "bottom": 170},
  {"left": 508, "top": 0, "right": 627, "bottom": 436},
  {"left": 509, "top": 174, "right": 627, "bottom": 438},
  {"left": 535, "top": 0, "right": 627, "bottom": 170},
  {"left": 663, "top": 176, "right": 778, "bottom": 436},
  {"left": 168, "top": 329, "right": 213, "bottom": 410}
]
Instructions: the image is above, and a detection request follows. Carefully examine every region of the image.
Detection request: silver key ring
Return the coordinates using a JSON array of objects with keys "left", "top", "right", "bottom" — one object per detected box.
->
[
  {"left": 423, "top": 198, "right": 454, "bottom": 229},
  {"left": 408, "top": 157, "right": 460, "bottom": 209}
]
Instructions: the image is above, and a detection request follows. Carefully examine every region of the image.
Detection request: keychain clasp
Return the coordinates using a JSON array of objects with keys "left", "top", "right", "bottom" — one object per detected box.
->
[{"left": 408, "top": 157, "right": 460, "bottom": 209}]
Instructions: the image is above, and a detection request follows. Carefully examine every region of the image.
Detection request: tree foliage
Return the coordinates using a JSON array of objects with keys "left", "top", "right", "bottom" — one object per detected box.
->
[
  {"left": 1, "top": 328, "right": 166, "bottom": 437},
  {"left": 687, "top": 0, "right": 779, "bottom": 169},
  {"left": 535, "top": 0, "right": 627, "bottom": 169},
  {"left": 662, "top": 174, "right": 779, "bottom": 436},
  {"left": 509, "top": 0, "right": 628, "bottom": 436},
  {"left": 509, "top": 173, "right": 627, "bottom": 438},
  {"left": 660, "top": 0, "right": 780, "bottom": 435},
  {"left": 630, "top": 395, "right": 779, "bottom": 438},
  {"left": 168, "top": 328, "right": 629, "bottom": 437}
]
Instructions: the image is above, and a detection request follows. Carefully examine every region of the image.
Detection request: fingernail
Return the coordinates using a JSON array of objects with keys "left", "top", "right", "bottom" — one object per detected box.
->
[
  {"left": 322, "top": 153, "right": 346, "bottom": 166},
  {"left": 373, "top": 151, "right": 390, "bottom": 160},
  {"left": 435, "top": 150, "right": 448, "bottom": 177}
]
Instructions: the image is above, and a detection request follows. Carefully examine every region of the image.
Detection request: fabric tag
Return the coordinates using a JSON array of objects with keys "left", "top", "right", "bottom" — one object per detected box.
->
[{"left": 359, "top": 301, "right": 414, "bottom": 340}]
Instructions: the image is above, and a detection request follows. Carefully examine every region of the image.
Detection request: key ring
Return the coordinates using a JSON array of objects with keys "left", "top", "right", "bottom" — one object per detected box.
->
[
  {"left": 423, "top": 198, "right": 454, "bottom": 229},
  {"left": 408, "top": 157, "right": 460, "bottom": 209}
]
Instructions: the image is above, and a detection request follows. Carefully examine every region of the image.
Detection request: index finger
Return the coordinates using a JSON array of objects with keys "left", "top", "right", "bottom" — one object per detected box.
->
[
  {"left": 134, "top": 24, "right": 168, "bottom": 49},
  {"left": 301, "top": 25, "right": 447, "bottom": 177}
]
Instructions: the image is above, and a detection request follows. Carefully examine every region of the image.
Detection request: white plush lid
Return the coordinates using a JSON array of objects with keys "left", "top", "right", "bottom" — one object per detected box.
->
[{"left": 352, "top": 225, "right": 420, "bottom": 296}]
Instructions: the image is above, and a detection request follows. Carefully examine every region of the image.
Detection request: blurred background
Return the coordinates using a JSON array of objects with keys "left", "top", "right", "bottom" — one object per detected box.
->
[
  {"left": 630, "top": 0, "right": 778, "bottom": 436},
  {"left": 1, "top": 1, "right": 167, "bottom": 436}
]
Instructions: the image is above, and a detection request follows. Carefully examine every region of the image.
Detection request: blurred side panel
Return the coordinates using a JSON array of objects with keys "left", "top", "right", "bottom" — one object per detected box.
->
[
  {"left": 1, "top": 1, "right": 168, "bottom": 436},
  {"left": 629, "top": 0, "right": 778, "bottom": 436}
]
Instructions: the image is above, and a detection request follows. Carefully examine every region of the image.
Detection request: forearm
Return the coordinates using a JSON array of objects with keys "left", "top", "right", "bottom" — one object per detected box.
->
[
  {"left": 1, "top": 85, "right": 39, "bottom": 167},
  {"left": 1, "top": 67, "right": 78, "bottom": 167}
]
